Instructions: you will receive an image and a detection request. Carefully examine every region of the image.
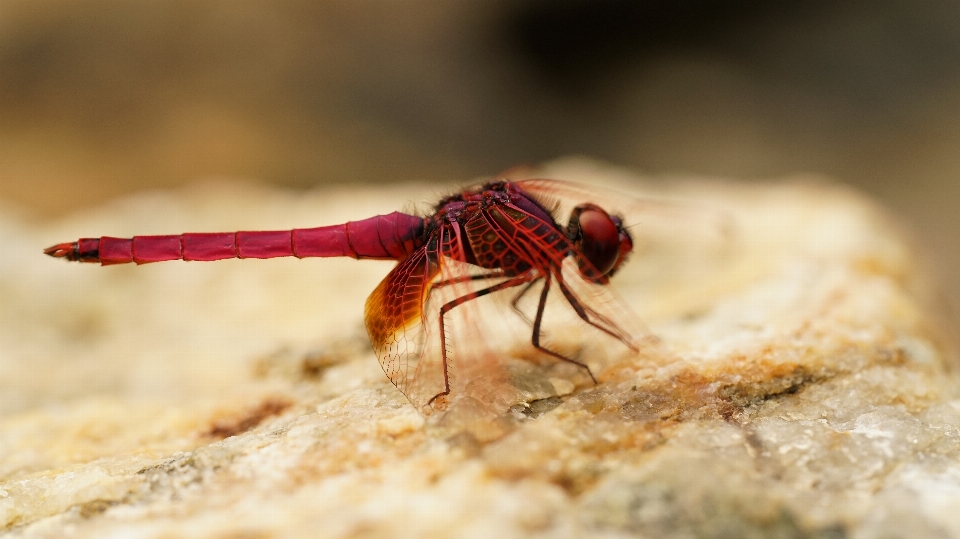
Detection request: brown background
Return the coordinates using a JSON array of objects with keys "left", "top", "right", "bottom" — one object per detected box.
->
[{"left": 2, "top": 0, "right": 958, "bottom": 327}]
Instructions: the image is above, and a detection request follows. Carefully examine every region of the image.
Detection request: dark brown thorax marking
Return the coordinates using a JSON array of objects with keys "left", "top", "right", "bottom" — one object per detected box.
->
[
  {"left": 430, "top": 181, "right": 566, "bottom": 277},
  {"left": 465, "top": 215, "right": 529, "bottom": 275}
]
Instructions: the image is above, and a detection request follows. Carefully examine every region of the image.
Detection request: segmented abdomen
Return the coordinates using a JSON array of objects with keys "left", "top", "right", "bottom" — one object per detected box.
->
[{"left": 46, "top": 212, "right": 425, "bottom": 265}]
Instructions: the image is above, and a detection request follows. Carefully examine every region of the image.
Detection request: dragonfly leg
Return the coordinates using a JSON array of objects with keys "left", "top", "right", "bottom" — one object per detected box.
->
[
  {"left": 555, "top": 278, "right": 639, "bottom": 352},
  {"left": 530, "top": 277, "right": 598, "bottom": 384},
  {"left": 434, "top": 272, "right": 540, "bottom": 327},
  {"left": 509, "top": 277, "right": 541, "bottom": 327},
  {"left": 433, "top": 272, "right": 505, "bottom": 289},
  {"left": 429, "top": 273, "right": 536, "bottom": 407}
]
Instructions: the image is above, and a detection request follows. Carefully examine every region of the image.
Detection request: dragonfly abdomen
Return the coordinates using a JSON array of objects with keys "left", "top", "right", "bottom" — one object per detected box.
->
[{"left": 45, "top": 212, "right": 426, "bottom": 265}]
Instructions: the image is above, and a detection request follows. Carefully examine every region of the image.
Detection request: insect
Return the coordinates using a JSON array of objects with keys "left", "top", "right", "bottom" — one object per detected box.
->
[{"left": 46, "top": 179, "right": 647, "bottom": 410}]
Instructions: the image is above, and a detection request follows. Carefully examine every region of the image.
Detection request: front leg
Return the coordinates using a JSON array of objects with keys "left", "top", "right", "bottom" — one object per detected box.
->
[
  {"left": 509, "top": 277, "right": 541, "bottom": 327},
  {"left": 555, "top": 278, "right": 638, "bottom": 352},
  {"left": 529, "top": 276, "right": 598, "bottom": 384}
]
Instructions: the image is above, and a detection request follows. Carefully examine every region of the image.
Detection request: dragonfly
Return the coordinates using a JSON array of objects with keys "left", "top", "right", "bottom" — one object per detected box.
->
[{"left": 46, "top": 179, "right": 650, "bottom": 411}]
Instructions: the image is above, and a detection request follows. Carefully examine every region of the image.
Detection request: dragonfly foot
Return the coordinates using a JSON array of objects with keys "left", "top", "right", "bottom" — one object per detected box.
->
[{"left": 426, "top": 392, "right": 450, "bottom": 411}]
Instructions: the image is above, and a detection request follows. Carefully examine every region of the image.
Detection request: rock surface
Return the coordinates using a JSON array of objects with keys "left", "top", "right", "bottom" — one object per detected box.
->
[{"left": 1, "top": 159, "right": 958, "bottom": 538}]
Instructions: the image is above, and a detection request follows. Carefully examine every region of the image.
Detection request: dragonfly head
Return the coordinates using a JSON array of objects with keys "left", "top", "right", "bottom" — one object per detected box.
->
[{"left": 567, "top": 204, "right": 633, "bottom": 282}]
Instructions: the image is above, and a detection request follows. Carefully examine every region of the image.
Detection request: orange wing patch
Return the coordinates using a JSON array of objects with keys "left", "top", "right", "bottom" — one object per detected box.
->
[{"left": 363, "top": 248, "right": 440, "bottom": 399}]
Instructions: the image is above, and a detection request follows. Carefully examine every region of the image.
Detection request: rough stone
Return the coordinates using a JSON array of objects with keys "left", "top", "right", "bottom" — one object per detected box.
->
[{"left": 1, "top": 159, "right": 957, "bottom": 538}]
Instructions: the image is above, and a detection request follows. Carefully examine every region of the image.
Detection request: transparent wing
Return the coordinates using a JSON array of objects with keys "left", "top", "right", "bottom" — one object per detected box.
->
[
  {"left": 515, "top": 178, "right": 735, "bottom": 246},
  {"left": 515, "top": 178, "right": 741, "bottom": 320},
  {"left": 363, "top": 245, "right": 441, "bottom": 406},
  {"left": 364, "top": 223, "right": 517, "bottom": 411}
]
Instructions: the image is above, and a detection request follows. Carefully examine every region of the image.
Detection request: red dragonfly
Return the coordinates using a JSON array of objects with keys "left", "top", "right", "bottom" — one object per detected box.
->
[{"left": 46, "top": 179, "right": 646, "bottom": 410}]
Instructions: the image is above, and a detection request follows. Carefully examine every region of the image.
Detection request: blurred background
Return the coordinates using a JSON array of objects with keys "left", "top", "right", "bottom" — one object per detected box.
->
[{"left": 1, "top": 0, "right": 958, "bottom": 324}]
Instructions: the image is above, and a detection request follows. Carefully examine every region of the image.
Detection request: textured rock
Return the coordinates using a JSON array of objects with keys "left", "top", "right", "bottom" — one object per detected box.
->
[{"left": 1, "top": 159, "right": 957, "bottom": 538}]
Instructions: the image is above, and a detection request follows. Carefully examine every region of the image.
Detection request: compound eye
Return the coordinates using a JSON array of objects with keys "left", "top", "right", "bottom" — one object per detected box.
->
[
  {"left": 608, "top": 216, "right": 633, "bottom": 277},
  {"left": 576, "top": 207, "right": 622, "bottom": 276}
]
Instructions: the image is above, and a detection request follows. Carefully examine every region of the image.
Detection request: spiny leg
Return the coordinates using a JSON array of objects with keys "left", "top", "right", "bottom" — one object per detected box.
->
[
  {"left": 530, "top": 276, "right": 598, "bottom": 384},
  {"left": 436, "top": 272, "right": 541, "bottom": 327},
  {"left": 433, "top": 272, "right": 505, "bottom": 289},
  {"left": 555, "top": 278, "right": 638, "bottom": 352},
  {"left": 509, "top": 277, "right": 541, "bottom": 327},
  {"left": 434, "top": 272, "right": 540, "bottom": 326},
  {"left": 429, "top": 273, "right": 536, "bottom": 406}
]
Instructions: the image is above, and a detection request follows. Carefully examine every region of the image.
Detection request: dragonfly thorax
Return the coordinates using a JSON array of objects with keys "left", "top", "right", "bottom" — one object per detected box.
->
[{"left": 425, "top": 181, "right": 565, "bottom": 277}]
